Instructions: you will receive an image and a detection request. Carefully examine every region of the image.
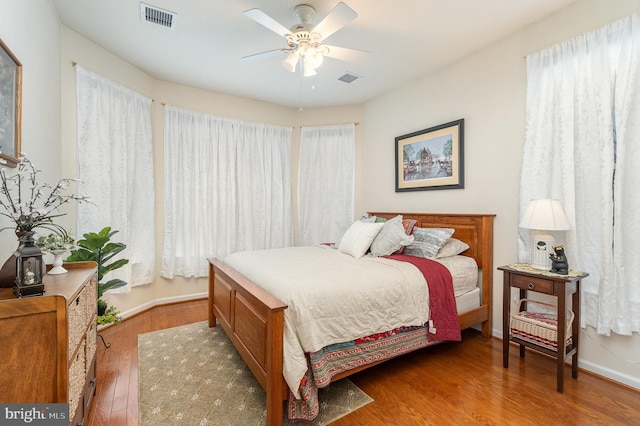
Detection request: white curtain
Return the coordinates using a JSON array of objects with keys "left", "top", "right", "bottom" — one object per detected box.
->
[
  {"left": 298, "top": 124, "right": 355, "bottom": 246},
  {"left": 162, "top": 105, "right": 293, "bottom": 278},
  {"left": 75, "top": 65, "right": 155, "bottom": 289},
  {"left": 519, "top": 14, "right": 640, "bottom": 335}
]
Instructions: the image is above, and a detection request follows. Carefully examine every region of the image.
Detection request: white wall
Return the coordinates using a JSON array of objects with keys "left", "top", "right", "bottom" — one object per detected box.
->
[
  {"left": 361, "top": 0, "right": 640, "bottom": 389},
  {"left": 0, "top": 1, "right": 62, "bottom": 261}
]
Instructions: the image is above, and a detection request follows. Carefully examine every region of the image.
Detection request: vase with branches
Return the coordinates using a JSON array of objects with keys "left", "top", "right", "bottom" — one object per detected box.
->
[
  {"left": 0, "top": 155, "right": 90, "bottom": 235},
  {"left": 0, "top": 155, "right": 90, "bottom": 287}
]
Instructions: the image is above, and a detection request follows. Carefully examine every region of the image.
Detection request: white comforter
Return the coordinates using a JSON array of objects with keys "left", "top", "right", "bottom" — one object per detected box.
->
[{"left": 224, "top": 245, "right": 430, "bottom": 397}]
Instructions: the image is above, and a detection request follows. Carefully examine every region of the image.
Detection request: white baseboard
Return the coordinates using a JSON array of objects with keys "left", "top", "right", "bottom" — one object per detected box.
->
[
  {"left": 578, "top": 359, "right": 640, "bottom": 390},
  {"left": 119, "top": 292, "right": 208, "bottom": 319},
  {"left": 492, "top": 327, "right": 640, "bottom": 391}
]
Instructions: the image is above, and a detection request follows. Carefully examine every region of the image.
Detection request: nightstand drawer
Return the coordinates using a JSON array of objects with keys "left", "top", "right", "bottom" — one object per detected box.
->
[{"left": 511, "top": 274, "right": 554, "bottom": 294}]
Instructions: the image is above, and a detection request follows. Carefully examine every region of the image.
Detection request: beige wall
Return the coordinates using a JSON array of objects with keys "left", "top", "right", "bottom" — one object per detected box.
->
[
  {"left": 0, "top": 0, "right": 62, "bottom": 258},
  {"left": 361, "top": 0, "right": 640, "bottom": 388},
  {"left": 2, "top": 0, "right": 638, "bottom": 393}
]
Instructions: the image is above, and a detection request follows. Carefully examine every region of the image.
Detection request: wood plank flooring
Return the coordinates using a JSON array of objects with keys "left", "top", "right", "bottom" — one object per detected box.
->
[{"left": 88, "top": 299, "right": 640, "bottom": 425}]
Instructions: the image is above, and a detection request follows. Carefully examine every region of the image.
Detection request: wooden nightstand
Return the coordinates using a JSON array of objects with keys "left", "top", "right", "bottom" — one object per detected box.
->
[{"left": 499, "top": 264, "right": 589, "bottom": 392}]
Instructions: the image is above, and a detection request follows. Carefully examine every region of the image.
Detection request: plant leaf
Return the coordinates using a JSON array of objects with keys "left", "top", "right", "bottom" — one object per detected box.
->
[
  {"left": 101, "top": 259, "right": 129, "bottom": 276},
  {"left": 99, "top": 278, "right": 127, "bottom": 295}
]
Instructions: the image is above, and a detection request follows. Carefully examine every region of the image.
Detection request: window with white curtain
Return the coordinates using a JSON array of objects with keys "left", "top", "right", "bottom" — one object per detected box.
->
[
  {"left": 298, "top": 124, "right": 355, "bottom": 246},
  {"left": 519, "top": 14, "right": 640, "bottom": 335},
  {"left": 162, "top": 105, "right": 293, "bottom": 278},
  {"left": 75, "top": 65, "right": 155, "bottom": 290}
]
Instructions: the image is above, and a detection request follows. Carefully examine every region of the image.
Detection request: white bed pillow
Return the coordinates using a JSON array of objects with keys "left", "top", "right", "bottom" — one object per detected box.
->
[
  {"left": 338, "top": 220, "right": 384, "bottom": 258},
  {"left": 436, "top": 237, "right": 470, "bottom": 258},
  {"left": 369, "top": 215, "right": 414, "bottom": 257},
  {"left": 404, "top": 227, "right": 454, "bottom": 259}
]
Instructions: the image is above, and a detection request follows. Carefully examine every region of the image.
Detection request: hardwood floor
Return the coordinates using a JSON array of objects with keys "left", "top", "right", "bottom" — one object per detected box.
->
[
  {"left": 88, "top": 299, "right": 209, "bottom": 426},
  {"left": 88, "top": 299, "right": 640, "bottom": 425}
]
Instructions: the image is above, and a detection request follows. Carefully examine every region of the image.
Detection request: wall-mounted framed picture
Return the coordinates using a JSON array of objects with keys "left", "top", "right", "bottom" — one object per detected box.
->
[
  {"left": 395, "top": 119, "right": 464, "bottom": 192},
  {"left": 0, "top": 39, "right": 22, "bottom": 168}
]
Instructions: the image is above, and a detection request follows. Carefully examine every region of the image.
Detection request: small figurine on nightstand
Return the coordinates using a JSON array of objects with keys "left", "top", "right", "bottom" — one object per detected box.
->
[{"left": 549, "top": 245, "right": 569, "bottom": 275}]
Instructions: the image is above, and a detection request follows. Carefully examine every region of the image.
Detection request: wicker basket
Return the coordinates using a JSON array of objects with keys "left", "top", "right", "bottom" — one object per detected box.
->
[{"left": 510, "top": 299, "right": 574, "bottom": 351}]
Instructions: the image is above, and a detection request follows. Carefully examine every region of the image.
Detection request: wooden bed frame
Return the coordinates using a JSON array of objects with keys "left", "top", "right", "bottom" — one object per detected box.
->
[{"left": 208, "top": 212, "right": 494, "bottom": 425}]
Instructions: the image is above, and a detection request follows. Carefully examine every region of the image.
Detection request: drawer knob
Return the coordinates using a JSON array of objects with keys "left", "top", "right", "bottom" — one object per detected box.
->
[{"left": 528, "top": 283, "right": 535, "bottom": 289}]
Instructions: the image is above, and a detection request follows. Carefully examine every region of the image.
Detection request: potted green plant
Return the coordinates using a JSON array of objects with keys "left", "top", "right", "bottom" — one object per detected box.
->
[
  {"left": 97, "top": 305, "right": 121, "bottom": 325},
  {"left": 97, "top": 298, "right": 108, "bottom": 316},
  {"left": 66, "top": 227, "right": 128, "bottom": 324}
]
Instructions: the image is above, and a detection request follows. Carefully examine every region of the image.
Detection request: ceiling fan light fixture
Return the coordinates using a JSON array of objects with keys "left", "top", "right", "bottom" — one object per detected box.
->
[
  {"left": 304, "top": 48, "right": 324, "bottom": 69},
  {"left": 245, "top": 2, "right": 365, "bottom": 77},
  {"left": 282, "top": 51, "right": 299, "bottom": 72},
  {"left": 303, "top": 61, "right": 317, "bottom": 77}
]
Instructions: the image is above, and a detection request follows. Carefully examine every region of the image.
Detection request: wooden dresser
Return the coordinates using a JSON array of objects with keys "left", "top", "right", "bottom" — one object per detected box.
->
[{"left": 0, "top": 261, "right": 98, "bottom": 425}]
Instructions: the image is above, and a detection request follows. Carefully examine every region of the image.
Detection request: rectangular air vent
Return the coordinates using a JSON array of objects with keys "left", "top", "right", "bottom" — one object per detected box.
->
[
  {"left": 338, "top": 72, "right": 361, "bottom": 84},
  {"left": 140, "top": 2, "right": 177, "bottom": 30}
]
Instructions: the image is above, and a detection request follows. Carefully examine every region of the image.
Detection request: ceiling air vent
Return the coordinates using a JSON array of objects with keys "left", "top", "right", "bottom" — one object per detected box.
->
[
  {"left": 140, "top": 2, "right": 177, "bottom": 30},
  {"left": 338, "top": 72, "right": 361, "bottom": 84}
]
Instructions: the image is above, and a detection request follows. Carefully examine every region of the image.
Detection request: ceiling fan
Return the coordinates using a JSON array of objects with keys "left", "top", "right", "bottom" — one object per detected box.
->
[{"left": 242, "top": 2, "right": 367, "bottom": 77}]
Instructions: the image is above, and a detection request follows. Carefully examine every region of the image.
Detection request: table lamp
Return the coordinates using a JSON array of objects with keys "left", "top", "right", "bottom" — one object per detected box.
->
[{"left": 520, "top": 199, "right": 570, "bottom": 270}]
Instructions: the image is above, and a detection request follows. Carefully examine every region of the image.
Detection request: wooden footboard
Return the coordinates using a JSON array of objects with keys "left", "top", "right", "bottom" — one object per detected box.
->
[
  {"left": 209, "top": 212, "right": 494, "bottom": 426},
  {"left": 208, "top": 258, "right": 288, "bottom": 425}
]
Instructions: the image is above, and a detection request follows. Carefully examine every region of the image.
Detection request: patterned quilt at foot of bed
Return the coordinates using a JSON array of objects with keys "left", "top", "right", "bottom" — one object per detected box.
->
[{"left": 286, "top": 325, "right": 440, "bottom": 421}]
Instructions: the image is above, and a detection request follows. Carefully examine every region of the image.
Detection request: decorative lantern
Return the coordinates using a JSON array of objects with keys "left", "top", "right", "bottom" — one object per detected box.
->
[{"left": 13, "top": 232, "right": 46, "bottom": 298}]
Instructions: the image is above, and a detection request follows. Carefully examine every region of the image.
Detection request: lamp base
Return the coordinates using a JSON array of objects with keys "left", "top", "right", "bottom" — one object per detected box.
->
[{"left": 531, "top": 233, "right": 555, "bottom": 270}]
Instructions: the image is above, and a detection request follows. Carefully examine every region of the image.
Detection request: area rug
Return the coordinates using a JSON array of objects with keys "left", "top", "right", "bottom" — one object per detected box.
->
[{"left": 138, "top": 321, "right": 373, "bottom": 425}]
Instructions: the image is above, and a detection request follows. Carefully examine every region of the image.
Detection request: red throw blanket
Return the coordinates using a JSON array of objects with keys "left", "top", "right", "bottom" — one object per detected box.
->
[{"left": 386, "top": 254, "right": 461, "bottom": 342}]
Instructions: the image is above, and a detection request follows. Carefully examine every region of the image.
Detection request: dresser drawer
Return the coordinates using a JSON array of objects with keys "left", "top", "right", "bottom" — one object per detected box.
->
[
  {"left": 68, "top": 289, "right": 87, "bottom": 356},
  {"left": 84, "top": 276, "right": 98, "bottom": 323},
  {"left": 69, "top": 340, "right": 86, "bottom": 421},
  {"left": 511, "top": 274, "right": 554, "bottom": 295}
]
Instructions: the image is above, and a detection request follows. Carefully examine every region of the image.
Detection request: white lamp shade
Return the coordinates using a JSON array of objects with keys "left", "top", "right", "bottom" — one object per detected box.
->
[
  {"left": 304, "top": 48, "right": 324, "bottom": 69},
  {"left": 520, "top": 199, "right": 570, "bottom": 270},
  {"left": 303, "top": 61, "right": 317, "bottom": 77},
  {"left": 520, "top": 199, "right": 570, "bottom": 231},
  {"left": 282, "top": 52, "right": 299, "bottom": 73}
]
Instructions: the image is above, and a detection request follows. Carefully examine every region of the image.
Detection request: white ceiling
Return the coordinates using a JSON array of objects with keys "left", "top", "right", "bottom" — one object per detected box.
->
[{"left": 51, "top": 0, "right": 578, "bottom": 109}]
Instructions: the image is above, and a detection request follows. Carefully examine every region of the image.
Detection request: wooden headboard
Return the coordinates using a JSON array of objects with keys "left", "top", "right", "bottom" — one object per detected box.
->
[{"left": 369, "top": 212, "right": 495, "bottom": 336}]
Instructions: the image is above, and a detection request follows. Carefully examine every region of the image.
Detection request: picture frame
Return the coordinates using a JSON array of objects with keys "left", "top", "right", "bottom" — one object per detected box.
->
[
  {"left": 395, "top": 119, "right": 464, "bottom": 192},
  {"left": 0, "top": 39, "right": 22, "bottom": 168}
]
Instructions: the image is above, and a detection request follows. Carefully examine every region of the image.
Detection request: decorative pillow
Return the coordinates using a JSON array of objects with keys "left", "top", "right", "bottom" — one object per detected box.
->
[
  {"left": 338, "top": 220, "right": 384, "bottom": 258},
  {"left": 404, "top": 227, "right": 454, "bottom": 259},
  {"left": 359, "top": 215, "right": 377, "bottom": 223},
  {"left": 369, "top": 215, "right": 415, "bottom": 257},
  {"left": 394, "top": 218, "right": 418, "bottom": 254},
  {"left": 436, "top": 237, "right": 470, "bottom": 258}
]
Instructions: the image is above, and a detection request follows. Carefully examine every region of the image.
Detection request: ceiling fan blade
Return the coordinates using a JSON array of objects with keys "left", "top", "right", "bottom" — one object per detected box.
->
[
  {"left": 244, "top": 8, "right": 292, "bottom": 38},
  {"left": 312, "top": 2, "right": 358, "bottom": 41},
  {"left": 242, "top": 48, "right": 288, "bottom": 62},
  {"left": 322, "top": 45, "right": 368, "bottom": 62}
]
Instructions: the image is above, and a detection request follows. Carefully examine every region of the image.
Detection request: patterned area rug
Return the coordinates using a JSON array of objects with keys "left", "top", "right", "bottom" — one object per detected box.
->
[{"left": 138, "top": 321, "right": 373, "bottom": 425}]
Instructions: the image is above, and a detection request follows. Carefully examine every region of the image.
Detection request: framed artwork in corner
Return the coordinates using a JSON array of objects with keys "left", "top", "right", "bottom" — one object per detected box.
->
[
  {"left": 395, "top": 119, "right": 464, "bottom": 192},
  {"left": 0, "top": 39, "right": 22, "bottom": 168}
]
